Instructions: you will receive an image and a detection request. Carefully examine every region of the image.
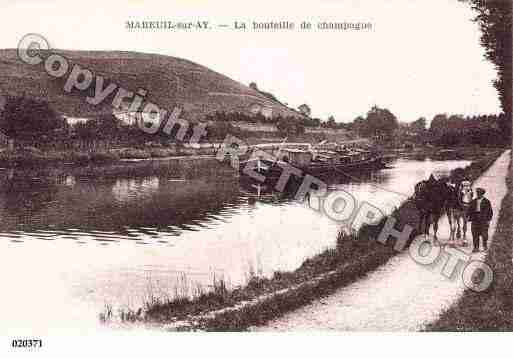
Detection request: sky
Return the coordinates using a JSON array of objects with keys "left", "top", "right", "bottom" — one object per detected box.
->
[{"left": 0, "top": 0, "right": 502, "bottom": 123}]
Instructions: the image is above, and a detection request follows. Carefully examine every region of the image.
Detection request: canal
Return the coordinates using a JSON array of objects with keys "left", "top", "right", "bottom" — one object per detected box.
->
[{"left": 0, "top": 156, "right": 470, "bottom": 333}]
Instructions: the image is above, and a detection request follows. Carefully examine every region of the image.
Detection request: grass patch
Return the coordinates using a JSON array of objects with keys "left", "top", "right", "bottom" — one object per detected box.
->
[
  {"left": 149, "top": 148, "right": 177, "bottom": 158},
  {"left": 0, "top": 145, "right": 185, "bottom": 167},
  {"left": 0, "top": 147, "right": 120, "bottom": 167},
  {"left": 112, "top": 148, "right": 152, "bottom": 159},
  {"left": 106, "top": 231, "right": 398, "bottom": 328}
]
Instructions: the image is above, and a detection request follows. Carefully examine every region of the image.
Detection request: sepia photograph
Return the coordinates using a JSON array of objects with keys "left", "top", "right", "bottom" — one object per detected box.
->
[{"left": 0, "top": 0, "right": 511, "bottom": 357}]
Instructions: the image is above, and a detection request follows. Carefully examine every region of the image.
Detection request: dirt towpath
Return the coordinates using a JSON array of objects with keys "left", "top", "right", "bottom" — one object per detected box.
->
[{"left": 256, "top": 150, "right": 511, "bottom": 331}]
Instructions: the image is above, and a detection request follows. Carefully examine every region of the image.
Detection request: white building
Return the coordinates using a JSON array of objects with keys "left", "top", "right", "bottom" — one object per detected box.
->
[
  {"left": 63, "top": 116, "right": 90, "bottom": 125},
  {"left": 113, "top": 110, "right": 162, "bottom": 127}
]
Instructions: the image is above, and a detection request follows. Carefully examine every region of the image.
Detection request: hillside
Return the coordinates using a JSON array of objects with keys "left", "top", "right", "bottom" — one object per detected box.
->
[{"left": 0, "top": 49, "right": 303, "bottom": 121}]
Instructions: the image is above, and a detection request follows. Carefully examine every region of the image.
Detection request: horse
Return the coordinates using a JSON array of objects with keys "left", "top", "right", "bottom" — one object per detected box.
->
[
  {"left": 414, "top": 174, "right": 450, "bottom": 242},
  {"left": 446, "top": 180, "right": 473, "bottom": 244}
]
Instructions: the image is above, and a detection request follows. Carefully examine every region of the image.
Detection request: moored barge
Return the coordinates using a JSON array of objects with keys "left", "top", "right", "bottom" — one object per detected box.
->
[{"left": 239, "top": 144, "right": 387, "bottom": 182}]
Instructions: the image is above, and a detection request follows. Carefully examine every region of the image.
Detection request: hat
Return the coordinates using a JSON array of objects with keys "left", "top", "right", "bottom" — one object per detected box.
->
[{"left": 476, "top": 188, "right": 486, "bottom": 195}]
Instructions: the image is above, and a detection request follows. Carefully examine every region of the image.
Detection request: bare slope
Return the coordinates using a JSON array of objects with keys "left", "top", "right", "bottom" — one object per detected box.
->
[{"left": 0, "top": 49, "right": 302, "bottom": 120}]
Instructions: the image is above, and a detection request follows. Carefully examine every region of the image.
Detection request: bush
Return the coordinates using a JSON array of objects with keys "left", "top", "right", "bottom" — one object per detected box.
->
[
  {"left": 0, "top": 149, "right": 42, "bottom": 166},
  {"left": 145, "top": 141, "right": 163, "bottom": 148},
  {"left": 65, "top": 151, "right": 91, "bottom": 165},
  {"left": 90, "top": 151, "right": 120, "bottom": 163},
  {"left": 115, "top": 148, "right": 151, "bottom": 159},
  {"left": 150, "top": 148, "right": 176, "bottom": 157}
]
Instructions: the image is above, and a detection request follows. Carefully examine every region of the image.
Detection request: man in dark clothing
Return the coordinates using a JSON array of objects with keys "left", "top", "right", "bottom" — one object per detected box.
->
[{"left": 468, "top": 187, "right": 493, "bottom": 252}]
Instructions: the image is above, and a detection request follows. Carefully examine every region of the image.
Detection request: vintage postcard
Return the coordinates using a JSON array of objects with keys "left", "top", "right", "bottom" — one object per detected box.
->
[{"left": 0, "top": 0, "right": 511, "bottom": 357}]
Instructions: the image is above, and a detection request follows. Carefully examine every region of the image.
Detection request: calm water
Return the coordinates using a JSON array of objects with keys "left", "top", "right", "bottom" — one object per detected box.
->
[{"left": 0, "top": 156, "right": 469, "bottom": 333}]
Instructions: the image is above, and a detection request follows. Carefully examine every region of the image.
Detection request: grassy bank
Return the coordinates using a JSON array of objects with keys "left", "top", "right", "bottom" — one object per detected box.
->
[
  {"left": 104, "top": 150, "right": 504, "bottom": 331},
  {"left": 0, "top": 145, "right": 199, "bottom": 168},
  {"left": 0, "top": 147, "right": 121, "bottom": 167},
  {"left": 426, "top": 155, "right": 512, "bottom": 331},
  {"left": 1, "top": 144, "right": 498, "bottom": 169},
  {"left": 385, "top": 146, "right": 503, "bottom": 161}
]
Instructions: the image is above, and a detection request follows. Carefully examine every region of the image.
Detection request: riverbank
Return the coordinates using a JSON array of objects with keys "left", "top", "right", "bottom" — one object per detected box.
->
[
  {"left": 105, "top": 149, "right": 504, "bottom": 331},
  {"left": 0, "top": 146, "right": 202, "bottom": 168},
  {"left": 0, "top": 144, "right": 500, "bottom": 169},
  {"left": 384, "top": 145, "right": 503, "bottom": 161},
  {"left": 0, "top": 145, "right": 219, "bottom": 168},
  {"left": 426, "top": 154, "right": 512, "bottom": 331},
  {"left": 0, "top": 147, "right": 120, "bottom": 167}
]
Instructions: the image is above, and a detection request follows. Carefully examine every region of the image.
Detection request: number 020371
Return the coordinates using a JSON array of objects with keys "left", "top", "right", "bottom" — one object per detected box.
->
[{"left": 11, "top": 339, "right": 43, "bottom": 348}]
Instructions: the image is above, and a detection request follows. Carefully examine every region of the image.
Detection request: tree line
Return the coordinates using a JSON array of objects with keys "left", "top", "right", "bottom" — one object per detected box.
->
[
  {"left": 0, "top": 96, "right": 505, "bottom": 149},
  {"left": 428, "top": 113, "right": 503, "bottom": 147}
]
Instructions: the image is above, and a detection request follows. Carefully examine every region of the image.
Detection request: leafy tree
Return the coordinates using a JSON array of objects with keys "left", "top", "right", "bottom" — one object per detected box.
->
[
  {"left": 0, "top": 96, "right": 64, "bottom": 145},
  {"left": 363, "top": 106, "right": 398, "bottom": 138},
  {"left": 298, "top": 104, "right": 311, "bottom": 117},
  {"left": 309, "top": 117, "right": 321, "bottom": 127},
  {"left": 302, "top": 117, "right": 320, "bottom": 127},
  {"left": 73, "top": 114, "right": 121, "bottom": 141},
  {"left": 430, "top": 114, "right": 449, "bottom": 134},
  {"left": 460, "top": 0, "right": 512, "bottom": 143},
  {"left": 437, "top": 132, "right": 462, "bottom": 147},
  {"left": 326, "top": 115, "right": 336, "bottom": 128},
  {"left": 276, "top": 117, "right": 293, "bottom": 133},
  {"left": 410, "top": 117, "right": 427, "bottom": 132},
  {"left": 277, "top": 116, "right": 304, "bottom": 135},
  {"left": 429, "top": 112, "right": 502, "bottom": 146},
  {"left": 346, "top": 115, "right": 365, "bottom": 134},
  {"left": 96, "top": 114, "right": 120, "bottom": 138}
]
